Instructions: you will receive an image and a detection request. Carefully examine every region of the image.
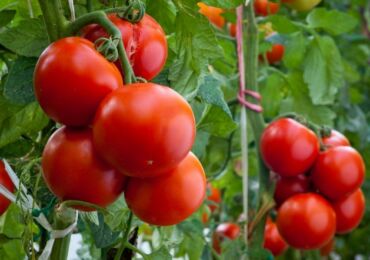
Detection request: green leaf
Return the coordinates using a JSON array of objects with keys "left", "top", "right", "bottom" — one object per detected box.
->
[
  {"left": 0, "top": 10, "right": 15, "bottom": 27},
  {"left": 307, "top": 8, "right": 358, "bottom": 36},
  {"left": 147, "top": 246, "right": 172, "bottom": 260},
  {"left": 268, "top": 15, "right": 300, "bottom": 34},
  {"left": 0, "top": 204, "right": 25, "bottom": 238},
  {"left": 197, "top": 76, "right": 232, "bottom": 117},
  {"left": 3, "top": 56, "right": 37, "bottom": 105},
  {"left": 0, "top": 17, "right": 49, "bottom": 57},
  {"left": 0, "top": 138, "right": 33, "bottom": 158},
  {"left": 146, "top": 0, "right": 176, "bottom": 34},
  {"left": 283, "top": 32, "right": 308, "bottom": 69},
  {"left": 177, "top": 233, "right": 205, "bottom": 260},
  {"left": 0, "top": 239, "right": 26, "bottom": 260},
  {"left": 260, "top": 72, "right": 284, "bottom": 119},
  {"left": 280, "top": 72, "right": 336, "bottom": 125},
  {"left": 200, "top": 0, "right": 243, "bottom": 8},
  {"left": 104, "top": 196, "right": 131, "bottom": 232},
  {"left": 0, "top": 102, "right": 49, "bottom": 148},
  {"left": 197, "top": 105, "right": 237, "bottom": 137},
  {"left": 169, "top": 0, "right": 223, "bottom": 98},
  {"left": 303, "top": 36, "right": 344, "bottom": 105},
  {"left": 177, "top": 219, "right": 204, "bottom": 237},
  {"left": 86, "top": 212, "right": 120, "bottom": 248},
  {"left": 192, "top": 130, "right": 210, "bottom": 158}
]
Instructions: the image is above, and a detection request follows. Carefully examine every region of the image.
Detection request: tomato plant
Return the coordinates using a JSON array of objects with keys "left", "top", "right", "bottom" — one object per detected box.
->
[
  {"left": 263, "top": 218, "right": 288, "bottom": 256},
  {"left": 254, "top": 0, "right": 280, "bottom": 16},
  {"left": 265, "top": 44, "right": 285, "bottom": 64},
  {"left": 198, "top": 2, "right": 225, "bottom": 28},
  {"left": 0, "top": 161, "right": 15, "bottom": 215},
  {"left": 212, "top": 222, "right": 240, "bottom": 253},
  {"left": 322, "top": 130, "right": 350, "bottom": 147},
  {"left": 274, "top": 174, "right": 310, "bottom": 206}
]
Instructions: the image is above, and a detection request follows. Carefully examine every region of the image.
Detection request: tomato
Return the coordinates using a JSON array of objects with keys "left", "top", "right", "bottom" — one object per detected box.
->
[
  {"left": 322, "top": 130, "right": 350, "bottom": 148},
  {"left": 0, "top": 161, "right": 14, "bottom": 215},
  {"left": 198, "top": 3, "right": 225, "bottom": 28},
  {"left": 212, "top": 223, "right": 240, "bottom": 253},
  {"left": 93, "top": 83, "right": 195, "bottom": 178},
  {"left": 311, "top": 146, "right": 365, "bottom": 201},
  {"left": 82, "top": 14, "right": 167, "bottom": 81},
  {"left": 207, "top": 184, "right": 221, "bottom": 212},
  {"left": 266, "top": 44, "right": 285, "bottom": 64},
  {"left": 34, "top": 37, "right": 123, "bottom": 127},
  {"left": 260, "top": 118, "right": 320, "bottom": 177},
  {"left": 264, "top": 218, "right": 288, "bottom": 256},
  {"left": 274, "top": 174, "right": 310, "bottom": 207},
  {"left": 124, "top": 153, "right": 206, "bottom": 226},
  {"left": 320, "top": 238, "right": 334, "bottom": 256},
  {"left": 229, "top": 23, "right": 236, "bottom": 37},
  {"left": 42, "top": 127, "right": 126, "bottom": 210},
  {"left": 332, "top": 189, "right": 365, "bottom": 234},
  {"left": 283, "top": 0, "right": 322, "bottom": 11},
  {"left": 254, "top": 0, "right": 280, "bottom": 16},
  {"left": 277, "top": 193, "right": 336, "bottom": 249}
]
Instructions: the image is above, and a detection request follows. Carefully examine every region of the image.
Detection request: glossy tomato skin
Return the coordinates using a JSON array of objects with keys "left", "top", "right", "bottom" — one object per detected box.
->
[
  {"left": 42, "top": 127, "right": 126, "bottom": 210},
  {"left": 83, "top": 14, "right": 167, "bottom": 81},
  {"left": 93, "top": 83, "right": 195, "bottom": 178},
  {"left": 266, "top": 44, "right": 285, "bottom": 64},
  {"left": 277, "top": 193, "right": 336, "bottom": 249},
  {"left": 320, "top": 238, "right": 334, "bottom": 256},
  {"left": 34, "top": 37, "right": 123, "bottom": 127},
  {"left": 332, "top": 189, "right": 365, "bottom": 234},
  {"left": 274, "top": 174, "right": 310, "bottom": 207},
  {"left": 198, "top": 3, "right": 225, "bottom": 28},
  {"left": 0, "top": 161, "right": 15, "bottom": 215},
  {"left": 264, "top": 218, "right": 288, "bottom": 256},
  {"left": 311, "top": 146, "right": 365, "bottom": 201},
  {"left": 124, "top": 153, "right": 206, "bottom": 226},
  {"left": 284, "top": 0, "right": 322, "bottom": 11},
  {"left": 207, "top": 184, "right": 221, "bottom": 212},
  {"left": 212, "top": 223, "right": 240, "bottom": 253},
  {"left": 260, "top": 118, "right": 320, "bottom": 177},
  {"left": 322, "top": 130, "right": 350, "bottom": 147},
  {"left": 254, "top": 0, "right": 280, "bottom": 16}
]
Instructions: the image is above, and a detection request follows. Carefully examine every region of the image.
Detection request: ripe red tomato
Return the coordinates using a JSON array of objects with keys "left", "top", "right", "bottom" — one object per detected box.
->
[
  {"left": 277, "top": 193, "right": 336, "bottom": 249},
  {"left": 332, "top": 189, "right": 365, "bottom": 234},
  {"left": 320, "top": 238, "right": 334, "bottom": 256},
  {"left": 274, "top": 174, "right": 310, "bottom": 207},
  {"left": 266, "top": 44, "right": 285, "bottom": 64},
  {"left": 311, "top": 147, "right": 365, "bottom": 201},
  {"left": 260, "top": 118, "right": 320, "bottom": 177},
  {"left": 34, "top": 37, "right": 123, "bottom": 127},
  {"left": 254, "top": 0, "right": 280, "bottom": 16},
  {"left": 264, "top": 218, "right": 288, "bottom": 256},
  {"left": 93, "top": 83, "right": 195, "bottom": 178},
  {"left": 42, "top": 127, "right": 126, "bottom": 210},
  {"left": 322, "top": 130, "right": 350, "bottom": 147},
  {"left": 82, "top": 14, "right": 167, "bottom": 81},
  {"left": 0, "top": 161, "right": 14, "bottom": 215},
  {"left": 124, "top": 153, "right": 206, "bottom": 226},
  {"left": 198, "top": 3, "right": 225, "bottom": 28},
  {"left": 229, "top": 23, "right": 236, "bottom": 37},
  {"left": 207, "top": 184, "right": 221, "bottom": 212},
  {"left": 212, "top": 223, "right": 240, "bottom": 253}
]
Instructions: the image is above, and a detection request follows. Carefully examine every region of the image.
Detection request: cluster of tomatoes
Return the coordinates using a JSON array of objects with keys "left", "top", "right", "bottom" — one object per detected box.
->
[
  {"left": 260, "top": 118, "right": 366, "bottom": 255},
  {"left": 33, "top": 13, "right": 207, "bottom": 226}
]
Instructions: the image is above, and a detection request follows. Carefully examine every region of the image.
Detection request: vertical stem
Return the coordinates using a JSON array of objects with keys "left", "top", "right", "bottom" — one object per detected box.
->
[
  {"left": 27, "top": 0, "right": 34, "bottom": 18},
  {"left": 38, "top": 0, "right": 68, "bottom": 42},
  {"left": 114, "top": 211, "right": 133, "bottom": 260}
]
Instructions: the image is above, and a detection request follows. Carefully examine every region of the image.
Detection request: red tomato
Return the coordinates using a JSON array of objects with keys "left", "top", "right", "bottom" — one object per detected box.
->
[
  {"left": 82, "top": 14, "right": 167, "bottom": 81},
  {"left": 322, "top": 130, "right": 350, "bottom": 147},
  {"left": 42, "top": 127, "right": 126, "bottom": 210},
  {"left": 93, "top": 83, "right": 195, "bottom": 178},
  {"left": 207, "top": 184, "right": 221, "bottom": 212},
  {"left": 254, "top": 0, "right": 280, "bottom": 16},
  {"left": 277, "top": 193, "right": 336, "bottom": 249},
  {"left": 266, "top": 44, "right": 285, "bottom": 64},
  {"left": 0, "top": 161, "right": 14, "bottom": 215},
  {"left": 260, "top": 118, "right": 320, "bottom": 177},
  {"left": 274, "top": 174, "right": 310, "bottom": 207},
  {"left": 320, "top": 238, "right": 334, "bottom": 256},
  {"left": 229, "top": 23, "right": 236, "bottom": 37},
  {"left": 124, "top": 153, "right": 206, "bottom": 226},
  {"left": 198, "top": 3, "right": 225, "bottom": 28},
  {"left": 311, "top": 146, "right": 365, "bottom": 201},
  {"left": 212, "top": 223, "right": 240, "bottom": 253},
  {"left": 34, "top": 37, "right": 123, "bottom": 127},
  {"left": 332, "top": 189, "right": 365, "bottom": 234},
  {"left": 264, "top": 218, "right": 288, "bottom": 256}
]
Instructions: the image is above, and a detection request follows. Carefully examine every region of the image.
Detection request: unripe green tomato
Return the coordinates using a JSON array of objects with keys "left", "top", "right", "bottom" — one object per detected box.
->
[{"left": 283, "top": 0, "right": 322, "bottom": 12}]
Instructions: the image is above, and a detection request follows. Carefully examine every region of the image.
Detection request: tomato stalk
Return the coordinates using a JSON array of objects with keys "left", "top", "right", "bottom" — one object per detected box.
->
[
  {"left": 114, "top": 211, "right": 133, "bottom": 260},
  {"left": 66, "top": 11, "right": 136, "bottom": 84}
]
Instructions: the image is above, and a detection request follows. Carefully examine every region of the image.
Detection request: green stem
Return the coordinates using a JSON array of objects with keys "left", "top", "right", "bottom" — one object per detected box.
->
[
  {"left": 114, "top": 211, "right": 133, "bottom": 260},
  {"left": 66, "top": 11, "right": 135, "bottom": 84},
  {"left": 59, "top": 200, "right": 109, "bottom": 214},
  {"left": 124, "top": 242, "right": 149, "bottom": 260}
]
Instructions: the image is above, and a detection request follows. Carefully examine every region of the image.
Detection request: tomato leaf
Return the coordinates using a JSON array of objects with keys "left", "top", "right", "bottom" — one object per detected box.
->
[
  {"left": 3, "top": 56, "right": 37, "bottom": 105},
  {"left": 268, "top": 15, "right": 300, "bottom": 34},
  {"left": 86, "top": 212, "right": 120, "bottom": 248},
  {"left": 280, "top": 72, "right": 336, "bottom": 125},
  {"left": 147, "top": 246, "right": 172, "bottom": 260},
  {"left": 307, "top": 8, "right": 358, "bottom": 36},
  {"left": 0, "top": 10, "right": 15, "bottom": 27},
  {"left": 303, "top": 36, "right": 344, "bottom": 105},
  {"left": 146, "top": 0, "right": 176, "bottom": 34},
  {"left": 283, "top": 32, "right": 308, "bottom": 69},
  {"left": 260, "top": 72, "right": 284, "bottom": 119},
  {"left": 200, "top": 0, "right": 243, "bottom": 8},
  {"left": 192, "top": 130, "right": 210, "bottom": 158},
  {"left": 0, "top": 17, "right": 49, "bottom": 57}
]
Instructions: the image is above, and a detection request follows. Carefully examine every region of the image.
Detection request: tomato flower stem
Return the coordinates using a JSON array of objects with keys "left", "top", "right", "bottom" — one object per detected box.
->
[{"left": 66, "top": 11, "right": 136, "bottom": 84}]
